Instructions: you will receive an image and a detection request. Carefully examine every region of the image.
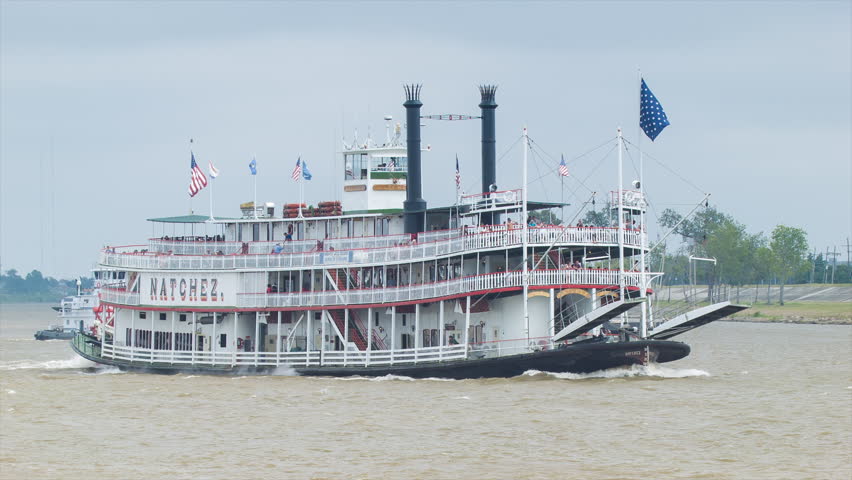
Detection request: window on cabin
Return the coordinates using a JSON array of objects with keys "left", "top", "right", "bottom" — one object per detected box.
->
[
  {"left": 220, "top": 334, "right": 227, "bottom": 348},
  {"left": 179, "top": 314, "right": 187, "bottom": 322},
  {"left": 139, "top": 311, "right": 146, "bottom": 319},
  {"left": 375, "top": 312, "right": 379, "bottom": 326},
  {"left": 344, "top": 154, "right": 355, "bottom": 180},
  {"left": 159, "top": 313, "right": 166, "bottom": 321}
]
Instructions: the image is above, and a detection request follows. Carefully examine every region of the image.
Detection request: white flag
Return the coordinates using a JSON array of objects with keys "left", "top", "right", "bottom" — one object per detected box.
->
[{"left": 208, "top": 160, "right": 219, "bottom": 179}]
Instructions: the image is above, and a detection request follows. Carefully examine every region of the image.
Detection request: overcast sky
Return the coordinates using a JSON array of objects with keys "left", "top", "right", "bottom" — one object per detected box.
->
[{"left": 1, "top": 1, "right": 850, "bottom": 278}]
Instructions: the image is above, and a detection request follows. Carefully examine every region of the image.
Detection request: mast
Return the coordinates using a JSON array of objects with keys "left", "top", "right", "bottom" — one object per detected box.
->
[
  {"left": 637, "top": 70, "right": 649, "bottom": 338},
  {"left": 522, "top": 127, "right": 530, "bottom": 344},
  {"left": 617, "top": 128, "right": 626, "bottom": 314}
]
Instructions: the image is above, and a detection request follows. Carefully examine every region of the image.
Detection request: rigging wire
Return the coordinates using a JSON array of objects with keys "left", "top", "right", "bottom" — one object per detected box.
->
[{"left": 622, "top": 138, "right": 706, "bottom": 195}]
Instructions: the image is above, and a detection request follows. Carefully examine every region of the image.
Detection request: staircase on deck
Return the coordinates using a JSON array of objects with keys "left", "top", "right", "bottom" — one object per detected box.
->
[{"left": 326, "top": 268, "right": 388, "bottom": 351}]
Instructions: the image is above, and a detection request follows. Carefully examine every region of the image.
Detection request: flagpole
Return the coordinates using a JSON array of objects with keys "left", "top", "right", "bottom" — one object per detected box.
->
[
  {"left": 637, "top": 69, "right": 648, "bottom": 338},
  {"left": 617, "top": 127, "right": 626, "bottom": 327},
  {"left": 189, "top": 139, "right": 194, "bottom": 215},
  {"left": 298, "top": 155, "right": 304, "bottom": 219},
  {"left": 560, "top": 163, "right": 564, "bottom": 225},
  {"left": 522, "top": 127, "right": 529, "bottom": 346},
  {"left": 253, "top": 156, "right": 258, "bottom": 220},
  {"left": 209, "top": 176, "right": 214, "bottom": 221}
]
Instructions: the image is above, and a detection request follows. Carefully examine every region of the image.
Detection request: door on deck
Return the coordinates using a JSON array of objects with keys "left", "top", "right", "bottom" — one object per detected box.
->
[{"left": 259, "top": 323, "right": 268, "bottom": 353}]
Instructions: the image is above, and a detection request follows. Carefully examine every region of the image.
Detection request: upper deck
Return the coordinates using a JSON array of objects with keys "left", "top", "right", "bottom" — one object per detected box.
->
[{"left": 98, "top": 223, "right": 647, "bottom": 271}]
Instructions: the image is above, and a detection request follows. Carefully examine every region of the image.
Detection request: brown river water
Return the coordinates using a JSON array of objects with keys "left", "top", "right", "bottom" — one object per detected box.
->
[{"left": 1, "top": 303, "right": 850, "bottom": 480}]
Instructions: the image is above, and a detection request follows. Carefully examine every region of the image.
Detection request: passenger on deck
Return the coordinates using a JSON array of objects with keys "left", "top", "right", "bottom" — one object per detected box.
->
[
  {"left": 284, "top": 232, "right": 293, "bottom": 242},
  {"left": 272, "top": 243, "right": 283, "bottom": 254},
  {"left": 266, "top": 284, "right": 273, "bottom": 294}
]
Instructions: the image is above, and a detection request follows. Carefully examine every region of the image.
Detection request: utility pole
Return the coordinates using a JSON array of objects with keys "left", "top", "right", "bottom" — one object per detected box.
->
[
  {"left": 810, "top": 247, "right": 817, "bottom": 283},
  {"left": 825, "top": 247, "right": 840, "bottom": 284},
  {"left": 831, "top": 245, "right": 838, "bottom": 284}
]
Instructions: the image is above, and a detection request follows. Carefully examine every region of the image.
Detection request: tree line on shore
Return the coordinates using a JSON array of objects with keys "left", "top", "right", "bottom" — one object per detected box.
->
[
  {"left": 0, "top": 270, "right": 95, "bottom": 302},
  {"left": 570, "top": 204, "right": 849, "bottom": 305}
]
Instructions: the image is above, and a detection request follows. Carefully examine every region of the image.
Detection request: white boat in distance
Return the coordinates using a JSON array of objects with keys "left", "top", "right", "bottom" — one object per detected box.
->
[
  {"left": 35, "top": 280, "right": 98, "bottom": 341},
  {"left": 72, "top": 85, "right": 745, "bottom": 378}
]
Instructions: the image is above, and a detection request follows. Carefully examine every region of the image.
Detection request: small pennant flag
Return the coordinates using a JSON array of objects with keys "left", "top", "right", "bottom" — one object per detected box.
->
[
  {"left": 640, "top": 78, "right": 670, "bottom": 141},
  {"left": 388, "top": 159, "right": 396, "bottom": 172},
  {"left": 249, "top": 157, "right": 257, "bottom": 175},
  {"left": 208, "top": 160, "right": 219, "bottom": 179},
  {"left": 291, "top": 157, "right": 302, "bottom": 181},
  {"left": 558, "top": 155, "right": 569, "bottom": 177},
  {"left": 188, "top": 152, "right": 208, "bottom": 197}
]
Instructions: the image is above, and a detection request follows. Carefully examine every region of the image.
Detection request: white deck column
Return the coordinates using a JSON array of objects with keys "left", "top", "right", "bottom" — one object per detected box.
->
[
  {"left": 438, "top": 300, "right": 444, "bottom": 360},
  {"left": 232, "top": 311, "right": 238, "bottom": 366},
  {"left": 306, "top": 310, "right": 311, "bottom": 366},
  {"left": 170, "top": 311, "right": 175, "bottom": 364},
  {"left": 549, "top": 288, "right": 555, "bottom": 341},
  {"left": 390, "top": 306, "right": 396, "bottom": 364},
  {"left": 191, "top": 311, "right": 197, "bottom": 365},
  {"left": 344, "top": 309, "right": 349, "bottom": 367},
  {"left": 464, "top": 296, "right": 471, "bottom": 356},
  {"left": 276, "top": 311, "right": 281, "bottom": 366},
  {"left": 130, "top": 309, "right": 135, "bottom": 362},
  {"left": 150, "top": 310, "right": 155, "bottom": 364},
  {"left": 254, "top": 312, "right": 260, "bottom": 366},
  {"left": 367, "top": 307, "right": 372, "bottom": 366},
  {"left": 211, "top": 312, "right": 217, "bottom": 366},
  {"left": 414, "top": 303, "right": 420, "bottom": 363},
  {"left": 320, "top": 309, "right": 327, "bottom": 366}
]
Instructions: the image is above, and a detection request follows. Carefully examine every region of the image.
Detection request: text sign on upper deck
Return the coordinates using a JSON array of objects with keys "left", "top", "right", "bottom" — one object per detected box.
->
[{"left": 141, "top": 273, "right": 237, "bottom": 308}]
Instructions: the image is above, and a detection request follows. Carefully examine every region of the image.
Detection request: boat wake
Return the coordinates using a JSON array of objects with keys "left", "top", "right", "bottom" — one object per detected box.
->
[
  {"left": 331, "top": 374, "right": 458, "bottom": 382},
  {"left": 522, "top": 364, "right": 710, "bottom": 380},
  {"left": 0, "top": 355, "right": 122, "bottom": 374}
]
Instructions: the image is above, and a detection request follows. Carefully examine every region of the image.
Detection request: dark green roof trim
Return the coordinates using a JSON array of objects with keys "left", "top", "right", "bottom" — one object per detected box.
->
[{"left": 343, "top": 209, "right": 404, "bottom": 215}]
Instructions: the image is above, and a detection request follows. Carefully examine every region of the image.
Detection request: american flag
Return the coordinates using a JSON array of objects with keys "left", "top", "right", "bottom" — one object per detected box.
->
[
  {"left": 388, "top": 159, "right": 395, "bottom": 172},
  {"left": 188, "top": 153, "right": 208, "bottom": 197},
  {"left": 558, "top": 155, "right": 569, "bottom": 177},
  {"left": 455, "top": 155, "right": 461, "bottom": 189},
  {"left": 291, "top": 157, "right": 302, "bottom": 181},
  {"left": 640, "top": 78, "right": 670, "bottom": 141}
]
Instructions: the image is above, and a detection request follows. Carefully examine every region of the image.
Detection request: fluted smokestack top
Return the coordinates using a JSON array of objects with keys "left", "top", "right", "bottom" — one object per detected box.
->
[
  {"left": 404, "top": 84, "right": 422, "bottom": 104},
  {"left": 479, "top": 85, "right": 498, "bottom": 107}
]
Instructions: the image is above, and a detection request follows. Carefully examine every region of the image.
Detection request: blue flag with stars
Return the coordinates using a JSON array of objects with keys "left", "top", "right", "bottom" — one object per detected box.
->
[{"left": 640, "top": 78, "right": 670, "bottom": 141}]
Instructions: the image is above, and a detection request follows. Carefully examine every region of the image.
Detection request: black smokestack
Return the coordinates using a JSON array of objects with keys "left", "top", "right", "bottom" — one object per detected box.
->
[
  {"left": 479, "top": 85, "right": 499, "bottom": 225},
  {"left": 403, "top": 84, "right": 426, "bottom": 234}
]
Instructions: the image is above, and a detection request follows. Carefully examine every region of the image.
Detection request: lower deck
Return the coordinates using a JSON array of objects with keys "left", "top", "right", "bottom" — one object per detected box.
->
[{"left": 94, "top": 287, "right": 646, "bottom": 369}]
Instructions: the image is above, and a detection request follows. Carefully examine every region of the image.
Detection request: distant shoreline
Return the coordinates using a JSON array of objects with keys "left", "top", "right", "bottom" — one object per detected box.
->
[{"left": 724, "top": 317, "right": 851, "bottom": 326}]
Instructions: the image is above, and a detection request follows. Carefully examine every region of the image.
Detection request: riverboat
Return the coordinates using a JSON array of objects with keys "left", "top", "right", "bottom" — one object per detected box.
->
[
  {"left": 35, "top": 280, "right": 98, "bottom": 340},
  {"left": 72, "top": 85, "right": 744, "bottom": 378}
]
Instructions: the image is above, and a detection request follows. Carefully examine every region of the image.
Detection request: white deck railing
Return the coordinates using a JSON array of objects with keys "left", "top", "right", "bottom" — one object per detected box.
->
[
  {"left": 237, "top": 269, "right": 642, "bottom": 308},
  {"left": 103, "top": 227, "right": 645, "bottom": 271},
  {"left": 100, "top": 342, "right": 468, "bottom": 368},
  {"left": 99, "top": 268, "right": 644, "bottom": 308}
]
